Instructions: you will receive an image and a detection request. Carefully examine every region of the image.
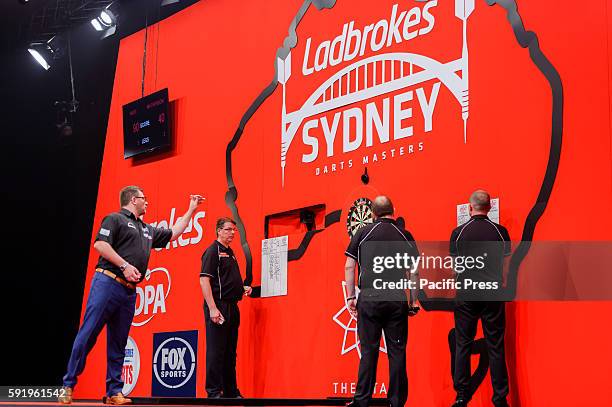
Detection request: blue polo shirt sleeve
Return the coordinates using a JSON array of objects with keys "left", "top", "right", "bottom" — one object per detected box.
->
[
  {"left": 151, "top": 227, "right": 173, "bottom": 249},
  {"left": 200, "top": 246, "right": 219, "bottom": 279},
  {"left": 95, "top": 214, "right": 118, "bottom": 245}
]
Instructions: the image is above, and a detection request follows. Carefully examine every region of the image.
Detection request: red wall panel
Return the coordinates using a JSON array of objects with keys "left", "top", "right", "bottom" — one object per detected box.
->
[{"left": 73, "top": 1, "right": 612, "bottom": 405}]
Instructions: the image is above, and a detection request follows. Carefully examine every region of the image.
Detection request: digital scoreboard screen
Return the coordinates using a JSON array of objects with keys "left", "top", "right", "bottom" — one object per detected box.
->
[{"left": 122, "top": 88, "right": 171, "bottom": 159}]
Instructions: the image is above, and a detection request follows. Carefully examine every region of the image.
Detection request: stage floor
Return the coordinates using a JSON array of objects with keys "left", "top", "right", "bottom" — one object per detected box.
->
[{"left": 0, "top": 397, "right": 390, "bottom": 407}]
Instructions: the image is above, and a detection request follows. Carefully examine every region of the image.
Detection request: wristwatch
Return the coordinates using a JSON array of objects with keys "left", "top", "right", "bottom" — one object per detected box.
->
[{"left": 119, "top": 262, "right": 129, "bottom": 272}]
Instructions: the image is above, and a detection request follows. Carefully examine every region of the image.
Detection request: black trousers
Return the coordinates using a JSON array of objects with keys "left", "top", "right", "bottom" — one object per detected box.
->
[
  {"left": 453, "top": 301, "right": 509, "bottom": 406},
  {"left": 204, "top": 300, "right": 241, "bottom": 397},
  {"left": 353, "top": 300, "right": 409, "bottom": 407}
]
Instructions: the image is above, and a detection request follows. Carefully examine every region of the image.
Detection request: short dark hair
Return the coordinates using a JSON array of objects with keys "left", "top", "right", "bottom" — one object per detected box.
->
[
  {"left": 120, "top": 186, "right": 143, "bottom": 207},
  {"left": 216, "top": 217, "right": 236, "bottom": 236},
  {"left": 372, "top": 196, "right": 394, "bottom": 217}
]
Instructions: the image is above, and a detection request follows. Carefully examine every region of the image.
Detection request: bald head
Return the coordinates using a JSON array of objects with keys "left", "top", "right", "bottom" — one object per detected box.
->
[
  {"left": 469, "top": 190, "right": 491, "bottom": 212},
  {"left": 372, "top": 195, "right": 394, "bottom": 218}
]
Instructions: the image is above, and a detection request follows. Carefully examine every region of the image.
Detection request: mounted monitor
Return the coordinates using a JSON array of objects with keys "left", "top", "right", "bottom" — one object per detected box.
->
[{"left": 122, "top": 88, "right": 171, "bottom": 159}]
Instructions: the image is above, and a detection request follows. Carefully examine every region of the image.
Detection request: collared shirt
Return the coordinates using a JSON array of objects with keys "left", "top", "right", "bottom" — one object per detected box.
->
[
  {"left": 95, "top": 208, "right": 173, "bottom": 281},
  {"left": 345, "top": 218, "right": 419, "bottom": 292},
  {"left": 200, "top": 240, "right": 244, "bottom": 302},
  {"left": 450, "top": 214, "right": 511, "bottom": 285}
]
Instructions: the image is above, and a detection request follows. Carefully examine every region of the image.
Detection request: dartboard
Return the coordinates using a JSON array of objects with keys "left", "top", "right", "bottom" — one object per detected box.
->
[{"left": 346, "top": 197, "right": 374, "bottom": 237}]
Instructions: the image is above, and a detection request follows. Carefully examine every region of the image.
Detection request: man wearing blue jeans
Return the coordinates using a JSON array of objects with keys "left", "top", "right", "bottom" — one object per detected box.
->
[{"left": 60, "top": 186, "right": 204, "bottom": 405}]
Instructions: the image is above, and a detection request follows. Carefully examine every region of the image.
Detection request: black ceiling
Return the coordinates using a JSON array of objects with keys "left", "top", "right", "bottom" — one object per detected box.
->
[{"left": 0, "top": 0, "right": 200, "bottom": 51}]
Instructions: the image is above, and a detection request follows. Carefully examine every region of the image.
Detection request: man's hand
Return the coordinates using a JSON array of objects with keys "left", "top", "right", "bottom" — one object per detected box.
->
[
  {"left": 124, "top": 265, "right": 141, "bottom": 282},
  {"left": 209, "top": 307, "right": 225, "bottom": 325},
  {"left": 244, "top": 286, "right": 253, "bottom": 296},
  {"left": 347, "top": 298, "right": 357, "bottom": 318},
  {"left": 189, "top": 194, "right": 205, "bottom": 211},
  {"left": 408, "top": 302, "right": 420, "bottom": 317},
  {"left": 172, "top": 195, "right": 206, "bottom": 241}
]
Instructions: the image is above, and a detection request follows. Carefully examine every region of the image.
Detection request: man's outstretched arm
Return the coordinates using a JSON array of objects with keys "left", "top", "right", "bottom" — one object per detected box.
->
[{"left": 171, "top": 194, "right": 205, "bottom": 240}]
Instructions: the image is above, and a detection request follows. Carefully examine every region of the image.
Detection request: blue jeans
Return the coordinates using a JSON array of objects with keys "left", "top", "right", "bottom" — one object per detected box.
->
[{"left": 63, "top": 272, "right": 137, "bottom": 396}]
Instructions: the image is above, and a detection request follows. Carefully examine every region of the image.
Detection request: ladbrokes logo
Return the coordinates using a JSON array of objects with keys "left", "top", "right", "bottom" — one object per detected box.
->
[
  {"left": 279, "top": 0, "right": 473, "bottom": 185},
  {"left": 150, "top": 208, "right": 206, "bottom": 251},
  {"left": 132, "top": 267, "right": 171, "bottom": 327}
]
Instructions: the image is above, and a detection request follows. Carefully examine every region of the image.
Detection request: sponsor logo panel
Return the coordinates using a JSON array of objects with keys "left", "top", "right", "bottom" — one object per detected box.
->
[
  {"left": 122, "top": 336, "right": 140, "bottom": 395},
  {"left": 151, "top": 330, "right": 198, "bottom": 397},
  {"left": 133, "top": 267, "right": 171, "bottom": 327}
]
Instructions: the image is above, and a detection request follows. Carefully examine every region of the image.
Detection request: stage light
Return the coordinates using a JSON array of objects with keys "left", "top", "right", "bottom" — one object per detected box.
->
[
  {"left": 91, "top": 18, "right": 103, "bottom": 31},
  {"left": 100, "top": 2, "right": 118, "bottom": 26},
  {"left": 18, "top": 0, "right": 29, "bottom": 4},
  {"left": 90, "top": 2, "right": 118, "bottom": 38},
  {"left": 99, "top": 9, "right": 115, "bottom": 26},
  {"left": 100, "top": 25, "right": 116, "bottom": 39},
  {"left": 27, "top": 36, "right": 65, "bottom": 70},
  {"left": 27, "top": 46, "right": 50, "bottom": 70}
]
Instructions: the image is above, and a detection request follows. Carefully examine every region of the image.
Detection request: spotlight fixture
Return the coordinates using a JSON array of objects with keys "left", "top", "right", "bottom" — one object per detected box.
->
[
  {"left": 27, "top": 45, "right": 50, "bottom": 70},
  {"left": 18, "top": 0, "right": 30, "bottom": 4},
  {"left": 90, "top": 2, "right": 118, "bottom": 38},
  {"left": 90, "top": 18, "right": 103, "bottom": 31},
  {"left": 27, "top": 36, "right": 65, "bottom": 70},
  {"left": 99, "top": 9, "right": 116, "bottom": 26}
]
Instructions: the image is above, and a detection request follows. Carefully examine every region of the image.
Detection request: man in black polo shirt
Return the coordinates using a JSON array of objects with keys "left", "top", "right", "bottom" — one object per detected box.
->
[
  {"left": 344, "top": 196, "right": 419, "bottom": 407},
  {"left": 450, "top": 190, "right": 511, "bottom": 407},
  {"left": 60, "top": 186, "right": 204, "bottom": 405},
  {"left": 200, "top": 217, "right": 252, "bottom": 398}
]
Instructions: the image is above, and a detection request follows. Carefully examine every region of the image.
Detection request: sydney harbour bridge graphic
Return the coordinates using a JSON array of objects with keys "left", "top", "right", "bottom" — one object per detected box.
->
[{"left": 278, "top": 0, "right": 475, "bottom": 187}]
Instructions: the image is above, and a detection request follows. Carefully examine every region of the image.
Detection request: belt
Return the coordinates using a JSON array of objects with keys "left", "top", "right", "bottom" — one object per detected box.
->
[{"left": 96, "top": 268, "right": 136, "bottom": 290}]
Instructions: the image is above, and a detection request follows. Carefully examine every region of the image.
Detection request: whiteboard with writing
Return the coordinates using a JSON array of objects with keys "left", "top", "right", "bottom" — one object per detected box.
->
[
  {"left": 457, "top": 197, "right": 500, "bottom": 226},
  {"left": 261, "top": 236, "right": 288, "bottom": 297}
]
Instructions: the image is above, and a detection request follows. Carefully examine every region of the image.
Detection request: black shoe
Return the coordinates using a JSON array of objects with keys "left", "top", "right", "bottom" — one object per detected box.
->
[
  {"left": 207, "top": 393, "right": 222, "bottom": 399},
  {"left": 223, "top": 390, "right": 243, "bottom": 398},
  {"left": 451, "top": 400, "right": 467, "bottom": 407}
]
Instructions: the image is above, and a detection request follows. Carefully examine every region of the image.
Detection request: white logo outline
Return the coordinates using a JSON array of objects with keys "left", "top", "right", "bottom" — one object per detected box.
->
[
  {"left": 332, "top": 281, "right": 387, "bottom": 358},
  {"left": 278, "top": 0, "right": 475, "bottom": 186},
  {"left": 132, "top": 267, "right": 171, "bottom": 327},
  {"left": 122, "top": 336, "right": 140, "bottom": 395}
]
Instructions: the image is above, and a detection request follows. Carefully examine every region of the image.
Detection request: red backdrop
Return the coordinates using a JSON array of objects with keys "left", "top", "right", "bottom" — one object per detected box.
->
[{"left": 74, "top": 1, "right": 612, "bottom": 405}]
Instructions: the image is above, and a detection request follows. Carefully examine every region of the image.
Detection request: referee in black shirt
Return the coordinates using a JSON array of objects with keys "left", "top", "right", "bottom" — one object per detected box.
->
[
  {"left": 200, "top": 217, "right": 252, "bottom": 398},
  {"left": 450, "top": 190, "right": 511, "bottom": 407},
  {"left": 345, "top": 196, "right": 419, "bottom": 407}
]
